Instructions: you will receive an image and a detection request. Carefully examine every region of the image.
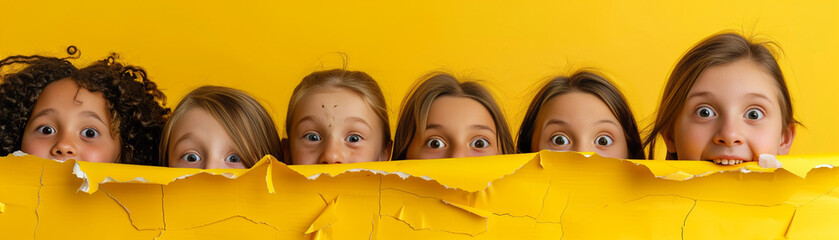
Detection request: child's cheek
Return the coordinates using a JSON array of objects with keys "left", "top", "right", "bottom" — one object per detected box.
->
[
  {"left": 348, "top": 143, "right": 380, "bottom": 163},
  {"left": 79, "top": 142, "right": 120, "bottom": 163},
  {"left": 745, "top": 125, "right": 784, "bottom": 157},
  {"left": 290, "top": 142, "right": 319, "bottom": 165},
  {"left": 21, "top": 138, "right": 53, "bottom": 160}
]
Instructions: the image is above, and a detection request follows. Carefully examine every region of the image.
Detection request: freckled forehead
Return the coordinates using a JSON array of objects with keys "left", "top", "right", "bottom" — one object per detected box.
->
[{"left": 293, "top": 88, "right": 378, "bottom": 122}]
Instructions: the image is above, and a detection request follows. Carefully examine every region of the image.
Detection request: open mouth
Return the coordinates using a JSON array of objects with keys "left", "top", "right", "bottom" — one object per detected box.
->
[{"left": 710, "top": 159, "right": 743, "bottom": 165}]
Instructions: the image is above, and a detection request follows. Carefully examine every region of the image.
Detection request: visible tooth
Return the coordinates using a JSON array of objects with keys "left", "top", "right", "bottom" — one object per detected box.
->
[
  {"left": 713, "top": 159, "right": 722, "bottom": 164},
  {"left": 736, "top": 160, "right": 742, "bottom": 164},
  {"left": 721, "top": 159, "right": 729, "bottom": 165}
]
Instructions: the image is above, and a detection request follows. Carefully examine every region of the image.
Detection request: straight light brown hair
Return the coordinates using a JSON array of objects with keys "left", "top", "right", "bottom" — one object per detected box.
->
[
  {"left": 644, "top": 32, "right": 798, "bottom": 159},
  {"left": 392, "top": 72, "right": 514, "bottom": 160},
  {"left": 159, "top": 86, "right": 283, "bottom": 168},
  {"left": 285, "top": 69, "right": 392, "bottom": 163},
  {"left": 517, "top": 70, "right": 645, "bottom": 159}
]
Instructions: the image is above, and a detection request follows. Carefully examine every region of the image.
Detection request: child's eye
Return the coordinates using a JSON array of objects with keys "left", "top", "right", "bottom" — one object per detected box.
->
[
  {"left": 225, "top": 153, "right": 241, "bottom": 163},
  {"left": 595, "top": 135, "right": 614, "bottom": 146},
  {"left": 744, "top": 108, "right": 765, "bottom": 120},
  {"left": 695, "top": 106, "right": 716, "bottom": 118},
  {"left": 80, "top": 128, "right": 100, "bottom": 138},
  {"left": 181, "top": 153, "right": 201, "bottom": 163},
  {"left": 426, "top": 138, "right": 446, "bottom": 149},
  {"left": 346, "top": 134, "right": 362, "bottom": 143},
  {"left": 470, "top": 138, "right": 490, "bottom": 149},
  {"left": 303, "top": 132, "right": 321, "bottom": 142},
  {"left": 36, "top": 125, "right": 55, "bottom": 135},
  {"left": 550, "top": 134, "right": 570, "bottom": 146}
]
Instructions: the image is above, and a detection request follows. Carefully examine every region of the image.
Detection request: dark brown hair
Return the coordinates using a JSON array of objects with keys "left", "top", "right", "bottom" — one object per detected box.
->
[
  {"left": 392, "top": 72, "right": 514, "bottom": 160},
  {"left": 0, "top": 47, "right": 170, "bottom": 165},
  {"left": 160, "top": 86, "right": 283, "bottom": 168},
  {"left": 517, "top": 70, "right": 645, "bottom": 159},
  {"left": 643, "top": 32, "right": 798, "bottom": 159},
  {"left": 0, "top": 48, "right": 78, "bottom": 156}
]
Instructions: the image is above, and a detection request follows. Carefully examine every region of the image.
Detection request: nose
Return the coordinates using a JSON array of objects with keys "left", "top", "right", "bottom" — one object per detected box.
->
[
  {"left": 51, "top": 132, "right": 77, "bottom": 158},
  {"left": 713, "top": 116, "right": 744, "bottom": 146},
  {"left": 319, "top": 138, "right": 346, "bottom": 164},
  {"left": 205, "top": 157, "right": 225, "bottom": 169},
  {"left": 450, "top": 144, "right": 469, "bottom": 158},
  {"left": 571, "top": 143, "right": 593, "bottom": 153}
]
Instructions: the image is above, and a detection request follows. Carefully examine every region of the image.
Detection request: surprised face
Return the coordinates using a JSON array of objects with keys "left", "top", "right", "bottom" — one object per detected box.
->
[
  {"left": 21, "top": 78, "right": 121, "bottom": 163},
  {"left": 288, "top": 88, "right": 390, "bottom": 165},
  {"left": 666, "top": 58, "right": 795, "bottom": 165}
]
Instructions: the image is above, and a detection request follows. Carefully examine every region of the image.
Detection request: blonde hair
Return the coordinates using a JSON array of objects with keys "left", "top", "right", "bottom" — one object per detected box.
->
[
  {"left": 644, "top": 32, "right": 798, "bottom": 159},
  {"left": 285, "top": 69, "right": 392, "bottom": 163},
  {"left": 159, "top": 86, "right": 282, "bottom": 167},
  {"left": 392, "top": 72, "right": 515, "bottom": 160}
]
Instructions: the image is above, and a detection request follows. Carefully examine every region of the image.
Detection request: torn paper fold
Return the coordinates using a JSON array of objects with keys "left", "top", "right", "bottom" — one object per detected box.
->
[{"left": 2, "top": 151, "right": 839, "bottom": 239}]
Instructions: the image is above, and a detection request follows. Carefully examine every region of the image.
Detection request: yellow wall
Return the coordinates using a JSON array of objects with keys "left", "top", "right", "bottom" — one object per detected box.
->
[{"left": 2, "top": 1, "right": 837, "bottom": 158}]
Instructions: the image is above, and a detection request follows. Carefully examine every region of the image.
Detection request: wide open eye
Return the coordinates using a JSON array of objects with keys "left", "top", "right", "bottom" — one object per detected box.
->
[
  {"left": 303, "top": 132, "right": 321, "bottom": 142},
  {"left": 595, "top": 135, "right": 614, "bottom": 146},
  {"left": 426, "top": 138, "right": 446, "bottom": 149},
  {"left": 470, "top": 138, "right": 490, "bottom": 149},
  {"left": 181, "top": 153, "right": 201, "bottom": 163},
  {"left": 346, "top": 134, "right": 362, "bottom": 143},
  {"left": 225, "top": 153, "right": 241, "bottom": 163},
  {"left": 36, "top": 125, "right": 55, "bottom": 135},
  {"left": 550, "top": 134, "right": 570, "bottom": 146},
  {"left": 81, "top": 128, "right": 100, "bottom": 138},
  {"left": 696, "top": 106, "right": 716, "bottom": 118},
  {"left": 744, "top": 108, "right": 765, "bottom": 120}
]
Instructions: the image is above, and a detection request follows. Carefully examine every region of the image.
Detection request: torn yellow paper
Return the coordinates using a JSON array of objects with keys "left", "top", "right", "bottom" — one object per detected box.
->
[{"left": 2, "top": 151, "right": 839, "bottom": 239}]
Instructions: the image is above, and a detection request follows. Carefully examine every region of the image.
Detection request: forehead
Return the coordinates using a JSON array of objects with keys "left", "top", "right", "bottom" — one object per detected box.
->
[
  {"left": 170, "top": 107, "right": 233, "bottom": 143},
  {"left": 292, "top": 87, "right": 380, "bottom": 122},
  {"left": 33, "top": 78, "right": 110, "bottom": 118},
  {"left": 691, "top": 58, "right": 780, "bottom": 100},
  {"left": 539, "top": 92, "right": 618, "bottom": 127},
  {"left": 426, "top": 96, "right": 496, "bottom": 130}
]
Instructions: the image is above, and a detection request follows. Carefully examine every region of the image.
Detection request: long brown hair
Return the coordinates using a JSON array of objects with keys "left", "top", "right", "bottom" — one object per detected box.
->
[
  {"left": 285, "top": 69, "right": 392, "bottom": 162},
  {"left": 517, "top": 70, "right": 645, "bottom": 159},
  {"left": 159, "top": 86, "right": 282, "bottom": 168},
  {"left": 392, "top": 72, "right": 514, "bottom": 160},
  {"left": 644, "top": 32, "right": 798, "bottom": 159}
]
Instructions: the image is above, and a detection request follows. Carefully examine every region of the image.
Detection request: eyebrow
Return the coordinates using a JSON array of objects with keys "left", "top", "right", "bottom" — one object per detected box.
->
[
  {"left": 545, "top": 119, "right": 569, "bottom": 127},
  {"left": 173, "top": 133, "right": 197, "bottom": 148},
  {"left": 344, "top": 116, "right": 373, "bottom": 131},
  {"left": 79, "top": 111, "right": 107, "bottom": 126},
  {"left": 595, "top": 119, "right": 620, "bottom": 128},
  {"left": 686, "top": 91, "right": 712, "bottom": 100},
  {"left": 295, "top": 116, "right": 315, "bottom": 129},
  {"left": 547, "top": 119, "right": 619, "bottom": 128},
  {"left": 426, "top": 124, "right": 496, "bottom": 134},
  {"left": 746, "top": 92, "right": 773, "bottom": 103},
  {"left": 30, "top": 109, "right": 57, "bottom": 120}
]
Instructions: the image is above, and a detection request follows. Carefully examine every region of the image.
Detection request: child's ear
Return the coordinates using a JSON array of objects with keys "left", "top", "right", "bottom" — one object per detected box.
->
[
  {"left": 662, "top": 131, "right": 677, "bottom": 154},
  {"left": 778, "top": 123, "right": 796, "bottom": 155},
  {"left": 378, "top": 141, "right": 393, "bottom": 162},
  {"left": 281, "top": 138, "right": 292, "bottom": 165}
]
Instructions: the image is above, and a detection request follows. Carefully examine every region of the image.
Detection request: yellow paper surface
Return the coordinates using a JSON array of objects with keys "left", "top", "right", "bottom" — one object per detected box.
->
[{"left": 2, "top": 151, "right": 839, "bottom": 239}]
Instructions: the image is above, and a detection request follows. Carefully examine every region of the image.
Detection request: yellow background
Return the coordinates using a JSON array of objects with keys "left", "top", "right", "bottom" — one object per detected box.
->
[{"left": 2, "top": 1, "right": 837, "bottom": 158}]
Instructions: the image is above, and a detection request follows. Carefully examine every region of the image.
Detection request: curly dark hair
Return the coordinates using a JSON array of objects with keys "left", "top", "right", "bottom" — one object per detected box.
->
[
  {"left": 0, "top": 48, "right": 79, "bottom": 157},
  {"left": 0, "top": 47, "right": 170, "bottom": 165},
  {"left": 71, "top": 54, "right": 171, "bottom": 165}
]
